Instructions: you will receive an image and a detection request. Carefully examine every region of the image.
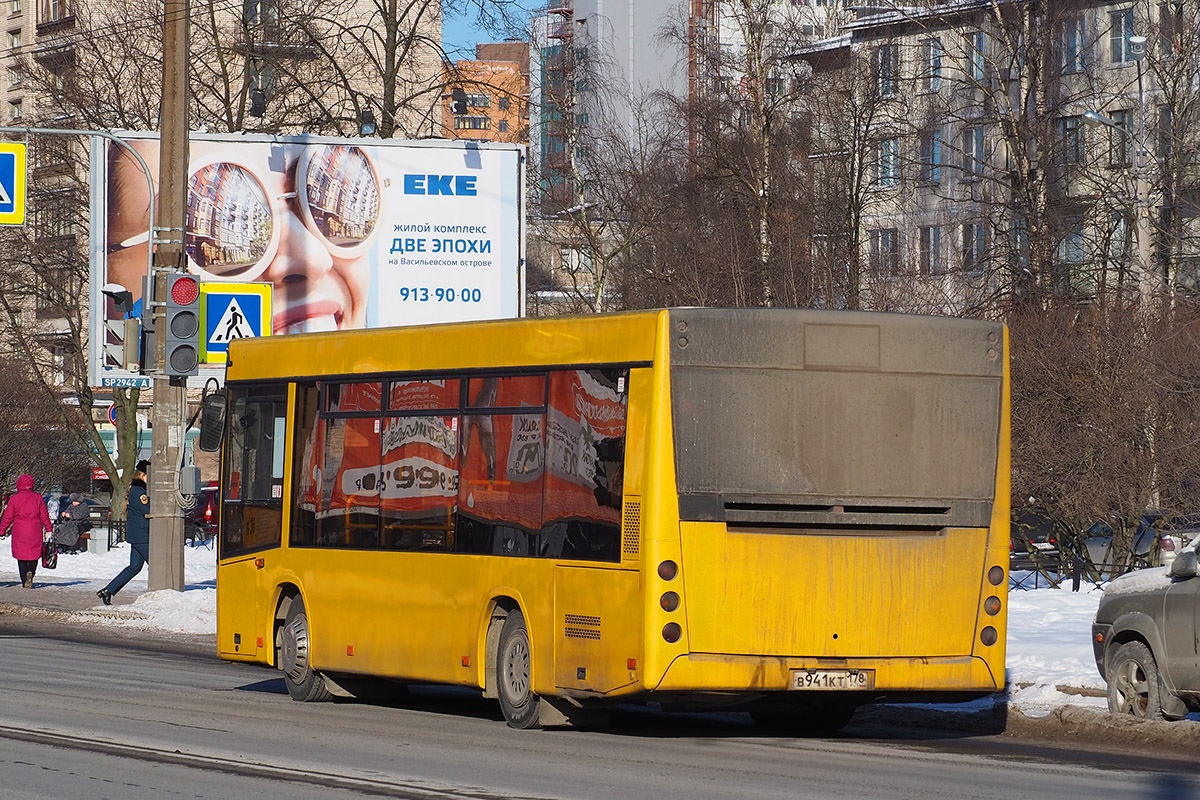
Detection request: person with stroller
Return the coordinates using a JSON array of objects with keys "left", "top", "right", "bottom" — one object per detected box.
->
[{"left": 53, "top": 493, "right": 91, "bottom": 555}]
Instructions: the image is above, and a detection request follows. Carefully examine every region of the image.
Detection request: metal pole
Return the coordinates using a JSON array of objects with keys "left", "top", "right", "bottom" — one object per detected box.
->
[{"left": 148, "top": 0, "right": 190, "bottom": 592}]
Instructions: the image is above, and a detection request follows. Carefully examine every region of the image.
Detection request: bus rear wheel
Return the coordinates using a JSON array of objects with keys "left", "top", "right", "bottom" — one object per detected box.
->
[
  {"left": 497, "top": 610, "right": 540, "bottom": 729},
  {"left": 280, "top": 597, "right": 332, "bottom": 703}
]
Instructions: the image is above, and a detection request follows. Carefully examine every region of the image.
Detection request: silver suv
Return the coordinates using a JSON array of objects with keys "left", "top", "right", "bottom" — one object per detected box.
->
[{"left": 1092, "top": 548, "right": 1200, "bottom": 720}]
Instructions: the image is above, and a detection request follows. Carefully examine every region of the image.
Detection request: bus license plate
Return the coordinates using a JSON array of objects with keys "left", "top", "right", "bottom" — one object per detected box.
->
[{"left": 790, "top": 669, "right": 874, "bottom": 690}]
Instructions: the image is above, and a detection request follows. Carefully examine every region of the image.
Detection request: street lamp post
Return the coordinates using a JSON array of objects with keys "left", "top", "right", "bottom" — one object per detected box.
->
[{"left": 1083, "top": 35, "right": 1155, "bottom": 302}]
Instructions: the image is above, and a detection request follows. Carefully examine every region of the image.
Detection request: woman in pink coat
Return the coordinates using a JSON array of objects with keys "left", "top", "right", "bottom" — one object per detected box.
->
[{"left": 0, "top": 474, "right": 53, "bottom": 588}]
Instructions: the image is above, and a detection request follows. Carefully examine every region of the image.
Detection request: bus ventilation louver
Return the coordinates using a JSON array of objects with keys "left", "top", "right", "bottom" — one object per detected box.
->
[
  {"left": 564, "top": 614, "right": 601, "bottom": 641},
  {"left": 622, "top": 499, "right": 642, "bottom": 558}
]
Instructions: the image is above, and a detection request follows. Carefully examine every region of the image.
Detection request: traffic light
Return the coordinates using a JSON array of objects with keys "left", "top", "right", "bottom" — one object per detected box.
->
[
  {"left": 163, "top": 272, "right": 200, "bottom": 378},
  {"left": 101, "top": 285, "right": 139, "bottom": 371},
  {"left": 104, "top": 318, "right": 141, "bottom": 371},
  {"left": 450, "top": 88, "right": 468, "bottom": 116}
]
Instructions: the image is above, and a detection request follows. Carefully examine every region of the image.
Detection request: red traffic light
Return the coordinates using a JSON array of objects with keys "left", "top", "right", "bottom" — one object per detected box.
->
[{"left": 170, "top": 275, "right": 200, "bottom": 305}]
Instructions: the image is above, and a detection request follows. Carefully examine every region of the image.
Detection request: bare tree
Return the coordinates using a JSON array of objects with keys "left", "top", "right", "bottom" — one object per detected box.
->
[
  {"left": 659, "top": 1, "right": 820, "bottom": 307},
  {"left": 0, "top": 354, "right": 87, "bottom": 494},
  {"left": 1142, "top": 2, "right": 1200, "bottom": 299},
  {"left": 0, "top": 135, "right": 142, "bottom": 516},
  {"left": 801, "top": 42, "right": 899, "bottom": 309}
]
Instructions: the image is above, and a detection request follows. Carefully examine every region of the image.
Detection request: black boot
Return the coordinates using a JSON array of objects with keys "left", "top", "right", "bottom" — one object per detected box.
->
[{"left": 96, "top": 589, "right": 112, "bottom": 605}]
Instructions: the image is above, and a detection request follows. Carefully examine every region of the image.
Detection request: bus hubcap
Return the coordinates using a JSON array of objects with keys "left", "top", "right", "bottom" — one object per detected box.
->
[
  {"left": 503, "top": 634, "right": 531, "bottom": 707},
  {"left": 282, "top": 615, "right": 311, "bottom": 683}
]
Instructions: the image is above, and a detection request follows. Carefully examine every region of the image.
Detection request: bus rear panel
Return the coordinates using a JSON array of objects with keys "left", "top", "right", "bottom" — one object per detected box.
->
[{"left": 640, "top": 309, "right": 1008, "bottom": 702}]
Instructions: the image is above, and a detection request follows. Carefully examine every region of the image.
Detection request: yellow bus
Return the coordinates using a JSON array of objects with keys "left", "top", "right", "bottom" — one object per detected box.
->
[{"left": 203, "top": 308, "right": 1010, "bottom": 732}]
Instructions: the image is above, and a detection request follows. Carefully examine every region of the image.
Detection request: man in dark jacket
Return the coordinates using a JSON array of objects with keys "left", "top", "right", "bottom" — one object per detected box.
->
[{"left": 97, "top": 460, "right": 150, "bottom": 605}]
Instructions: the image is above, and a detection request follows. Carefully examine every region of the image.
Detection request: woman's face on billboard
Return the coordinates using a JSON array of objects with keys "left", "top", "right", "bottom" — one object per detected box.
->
[{"left": 107, "top": 141, "right": 381, "bottom": 335}]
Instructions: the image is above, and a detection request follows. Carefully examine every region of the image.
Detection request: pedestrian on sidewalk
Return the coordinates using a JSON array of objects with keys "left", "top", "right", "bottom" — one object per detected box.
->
[
  {"left": 0, "top": 474, "right": 53, "bottom": 589},
  {"left": 97, "top": 460, "right": 150, "bottom": 605}
]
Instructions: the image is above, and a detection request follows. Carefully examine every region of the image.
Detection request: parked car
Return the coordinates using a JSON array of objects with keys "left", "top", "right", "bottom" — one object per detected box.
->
[
  {"left": 1010, "top": 509, "right": 1062, "bottom": 572},
  {"left": 1092, "top": 547, "right": 1200, "bottom": 720},
  {"left": 1082, "top": 513, "right": 1200, "bottom": 574},
  {"left": 185, "top": 484, "right": 218, "bottom": 545}
]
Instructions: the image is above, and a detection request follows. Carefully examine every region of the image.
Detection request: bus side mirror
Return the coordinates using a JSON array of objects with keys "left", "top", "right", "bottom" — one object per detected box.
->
[{"left": 198, "top": 393, "right": 227, "bottom": 452}]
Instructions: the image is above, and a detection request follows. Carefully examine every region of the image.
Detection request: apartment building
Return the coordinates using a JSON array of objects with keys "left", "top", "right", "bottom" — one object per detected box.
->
[
  {"left": 441, "top": 41, "right": 530, "bottom": 144},
  {"left": 799, "top": 1, "right": 1197, "bottom": 314}
]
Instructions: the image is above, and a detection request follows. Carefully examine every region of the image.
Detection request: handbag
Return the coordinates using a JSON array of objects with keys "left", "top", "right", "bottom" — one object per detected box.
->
[{"left": 41, "top": 538, "right": 57, "bottom": 569}]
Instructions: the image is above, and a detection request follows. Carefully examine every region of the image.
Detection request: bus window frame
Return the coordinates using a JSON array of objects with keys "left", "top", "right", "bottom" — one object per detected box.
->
[{"left": 246, "top": 364, "right": 637, "bottom": 562}]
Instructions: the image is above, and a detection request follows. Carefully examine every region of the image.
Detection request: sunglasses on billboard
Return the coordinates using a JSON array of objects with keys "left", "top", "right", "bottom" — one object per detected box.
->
[{"left": 109, "top": 144, "right": 384, "bottom": 282}]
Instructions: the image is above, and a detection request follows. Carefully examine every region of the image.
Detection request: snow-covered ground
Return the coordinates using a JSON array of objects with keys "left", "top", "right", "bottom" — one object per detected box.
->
[
  {"left": 0, "top": 541, "right": 217, "bottom": 635},
  {"left": 0, "top": 544, "right": 1121, "bottom": 716}
]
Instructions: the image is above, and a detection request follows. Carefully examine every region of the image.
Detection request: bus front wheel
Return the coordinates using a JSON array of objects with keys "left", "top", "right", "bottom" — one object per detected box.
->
[
  {"left": 280, "top": 597, "right": 333, "bottom": 703},
  {"left": 497, "top": 610, "right": 541, "bottom": 729}
]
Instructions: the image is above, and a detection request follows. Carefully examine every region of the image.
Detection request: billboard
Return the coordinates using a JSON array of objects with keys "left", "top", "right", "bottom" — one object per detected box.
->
[{"left": 89, "top": 133, "right": 526, "bottom": 387}]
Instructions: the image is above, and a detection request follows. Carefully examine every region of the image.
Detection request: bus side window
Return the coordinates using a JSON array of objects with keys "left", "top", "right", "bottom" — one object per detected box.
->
[
  {"left": 542, "top": 369, "right": 627, "bottom": 562},
  {"left": 310, "top": 382, "right": 383, "bottom": 550},
  {"left": 455, "top": 375, "right": 546, "bottom": 557},
  {"left": 316, "top": 416, "right": 381, "bottom": 549},
  {"left": 380, "top": 414, "right": 458, "bottom": 551},
  {"left": 290, "top": 384, "right": 320, "bottom": 547}
]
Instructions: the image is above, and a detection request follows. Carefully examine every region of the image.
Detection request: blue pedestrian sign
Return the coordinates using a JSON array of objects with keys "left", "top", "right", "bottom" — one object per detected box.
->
[
  {"left": 200, "top": 283, "right": 272, "bottom": 364},
  {"left": 0, "top": 143, "right": 27, "bottom": 225}
]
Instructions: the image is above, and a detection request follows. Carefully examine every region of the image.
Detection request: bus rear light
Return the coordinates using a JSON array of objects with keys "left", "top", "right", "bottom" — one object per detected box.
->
[
  {"left": 662, "top": 622, "right": 682, "bottom": 643},
  {"left": 462, "top": 656, "right": 470, "bottom": 667},
  {"left": 988, "top": 566, "right": 1004, "bottom": 586},
  {"left": 984, "top": 596, "right": 1001, "bottom": 616},
  {"left": 660, "top": 591, "right": 680, "bottom": 612},
  {"left": 658, "top": 560, "right": 678, "bottom": 581},
  {"left": 627, "top": 658, "right": 637, "bottom": 670},
  {"left": 980, "top": 626, "right": 998, "bottom": 646},
  {"left": 347, "top": 645, "right": 355, "bottom": 656}
]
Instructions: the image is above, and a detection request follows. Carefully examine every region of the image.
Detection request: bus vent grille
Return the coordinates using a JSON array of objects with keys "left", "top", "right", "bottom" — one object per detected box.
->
[
  {"left": 622, "top": 500, "right": 642, "bottom": 558},
  {"left": 564, "top": 614, "right": 601, "bottom": 641}
]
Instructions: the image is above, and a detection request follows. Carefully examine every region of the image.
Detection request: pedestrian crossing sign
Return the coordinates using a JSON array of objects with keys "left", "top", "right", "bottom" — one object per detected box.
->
[
  {"left": 0, "top": 142, "right": 27, "bottom": 226},
  {"left": 200, "top": 283, "right": 272, "bottom": 364}
]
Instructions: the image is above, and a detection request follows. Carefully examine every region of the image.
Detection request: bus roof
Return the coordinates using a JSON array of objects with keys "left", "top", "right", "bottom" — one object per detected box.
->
[{"left": 225, "top": 309, "right": 668, "bottom": 381}]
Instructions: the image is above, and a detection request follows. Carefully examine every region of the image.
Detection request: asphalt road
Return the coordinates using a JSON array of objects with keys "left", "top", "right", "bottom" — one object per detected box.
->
[{"left": 0, "top": 622, "right": 1198, "bottom": 800}]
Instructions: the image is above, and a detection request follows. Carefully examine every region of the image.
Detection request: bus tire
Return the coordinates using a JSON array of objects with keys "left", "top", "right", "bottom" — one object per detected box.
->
[
  {"left": 497, "top": 610, "right": 540, "bottom": 729},
  {"left": 280, "top": 597, "right": 332, "bottom": 703}
]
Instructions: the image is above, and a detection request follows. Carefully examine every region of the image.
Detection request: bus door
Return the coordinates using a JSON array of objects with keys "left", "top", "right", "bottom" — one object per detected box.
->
[{"left": 217, "top": 385, "right": 289, "bottom": 660}]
